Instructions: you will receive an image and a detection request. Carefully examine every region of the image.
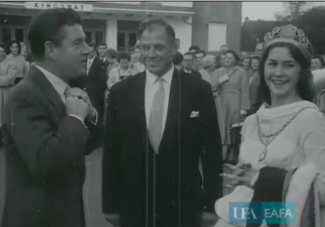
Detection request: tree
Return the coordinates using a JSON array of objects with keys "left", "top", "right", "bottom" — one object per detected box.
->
[
  {"left": 296, "top": 6, "right": 325, "bottom": 54},
  {"left": 275, "top": 2, "right": 308, "bottom": 23}
]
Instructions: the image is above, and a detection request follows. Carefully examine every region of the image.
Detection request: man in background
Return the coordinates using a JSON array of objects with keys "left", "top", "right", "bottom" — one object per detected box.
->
[
  {"left": 70, "top": 42, "right": 107, "bottom": 122},
  {"left": 220, "top": 44, "right": 228, "bottom": 54},
  {"left": 182, "top": 52, "right": 202, "bottom": 79},
  {"left": 255, "top": 42, "right": 264, "bottom": 57},
  {"left": 189, "top": 45, "right": 200, "bottom": 54},
  {"left": 195, "top": 50, "right": 206, "bottom": 71}
]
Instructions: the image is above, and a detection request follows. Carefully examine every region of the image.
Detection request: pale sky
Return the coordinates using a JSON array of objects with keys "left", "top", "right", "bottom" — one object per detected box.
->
[{"left": 242, "top": 2, "right": 325, "bottom": 21}]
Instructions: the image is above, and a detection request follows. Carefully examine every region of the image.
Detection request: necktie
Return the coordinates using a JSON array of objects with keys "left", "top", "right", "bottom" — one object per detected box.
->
[
  {"left": 148, "top": 77, "right": 165, "bottom": 154},
  {"left": 61, "top": 85, "right": 71, "bottom": 104}
]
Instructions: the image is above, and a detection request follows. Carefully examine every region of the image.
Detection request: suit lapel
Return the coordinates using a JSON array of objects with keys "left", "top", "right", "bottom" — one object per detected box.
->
[
  {"left": 29, "top": 66, "right": 66, "bottom": 119},
  {"left": 160, "top": 69, "right": 181, "bottom": 150},
  {"left": 132, "top": 72, "right": 147, "bottom": 137}
]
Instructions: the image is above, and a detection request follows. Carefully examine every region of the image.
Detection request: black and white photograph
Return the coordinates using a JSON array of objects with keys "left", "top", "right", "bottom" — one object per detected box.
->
[{"left": 1, "top": 1, "right": 325, "bottom": 227}]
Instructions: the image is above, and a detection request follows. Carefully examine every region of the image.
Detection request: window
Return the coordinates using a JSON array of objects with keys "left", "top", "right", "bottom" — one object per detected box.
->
[
  {"left": 95, "top": 31, "right": 103, "bottom": 45},
  {"left": 208, "top": 23, "right": 227, "bottom": 51},
  {"left": 129, "top": 33, "right": 137, "bottom": 49},
  {"left": 2, "top": 28, "right": 11, "bottom": 44},
  {"left": 15, "top": 29, "right": 24, "bottom": 42},
  {"left": 117, "top": 32, "right": 125, "bottom": 50},
  {"left": 85, "top": 31, "right": 92, "bottom": 43}
]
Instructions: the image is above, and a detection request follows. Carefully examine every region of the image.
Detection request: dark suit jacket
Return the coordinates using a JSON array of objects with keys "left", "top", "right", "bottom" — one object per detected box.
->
[
  {"left": 183, "top": 69, "right": 202, "bottom": 79},
  {"left": 1, "top": 66, "right": 99, "bottom": 227},
  {"left": 70, "top": 57, "right": 108, "bottom": 121},
  {"left": 102, "top": 69, "right": 223, "bottom": 227}
]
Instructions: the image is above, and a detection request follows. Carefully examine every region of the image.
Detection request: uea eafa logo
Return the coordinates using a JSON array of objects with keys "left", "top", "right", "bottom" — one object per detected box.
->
[{"left": 229, "top": 202, "right": 295, "bottom": 225}]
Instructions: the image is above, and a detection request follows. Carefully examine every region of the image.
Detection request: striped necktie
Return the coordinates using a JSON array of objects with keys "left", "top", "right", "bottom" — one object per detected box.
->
[{"left": 148, "top": 77, "right": 165, "bottom": 154}]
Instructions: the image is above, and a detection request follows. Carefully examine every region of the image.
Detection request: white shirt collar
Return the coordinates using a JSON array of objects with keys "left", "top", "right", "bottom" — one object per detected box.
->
[
  {"left": 34, "top": 64, "right": 68, "bottom": 97},
  {"left": 184, "top": 69, "right": 192, "bottom": 74},
  {"left": 146, "top": 65, "right": 174, "bottom": 85}
]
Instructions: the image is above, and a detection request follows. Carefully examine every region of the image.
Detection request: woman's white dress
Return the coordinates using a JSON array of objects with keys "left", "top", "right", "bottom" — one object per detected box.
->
[{"left": 216, "top": 101, "right": 325, "bottom": 226}]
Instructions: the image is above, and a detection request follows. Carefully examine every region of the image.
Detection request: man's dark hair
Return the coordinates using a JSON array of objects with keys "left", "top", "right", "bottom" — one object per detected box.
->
[
  {"left": 7, "top": 40, "right": 22, "bottom": 55},
  {"left": 106, "top": 48, "right": 117, "bottom": 59},
  {"left": 195, "top": 50, "right": 206, "bottom": 57},
  {"left": 183, "top": 52, "right": 194, "bottom": 58},
  {"left": 27, "top": 8, "right": 82, "bottom": 61},
  {"left": 189, "top": 45, "right": 200, "bottom": 52},
  {"left": 138, "top": 18, "right": 176, "bottom": 42},
  {"left": 117, "top": 51, "right": 131, "bottom": 62},
  {"left": 97, "top": 42, "right": 107, "bottom": 48}
]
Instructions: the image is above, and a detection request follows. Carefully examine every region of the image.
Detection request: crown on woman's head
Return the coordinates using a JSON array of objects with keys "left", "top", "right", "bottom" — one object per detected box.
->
[{"left": 264, "top": 24, "right": 313, "bottom": 54}]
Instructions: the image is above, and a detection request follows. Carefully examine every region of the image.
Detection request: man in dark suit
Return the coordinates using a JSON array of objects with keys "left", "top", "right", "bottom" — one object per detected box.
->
[
  {"left": 70, "top": 42, "right": 107, "bottom": 122},
  {"left": 182, "top": 51, "right": 202, "bottom": 79},
  {"left": 1, "top": 8, "right": 100, "bottom": 227},
  {"left": 97, "top": 42, "right": 110, "bottom": 71},
  {"left": 102, "top": 19, "right": 223, "bottom": 227}
]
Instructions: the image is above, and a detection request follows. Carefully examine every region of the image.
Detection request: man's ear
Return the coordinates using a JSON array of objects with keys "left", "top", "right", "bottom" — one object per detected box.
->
[
  {"left": 44, "top": 41, "right": 58, "bottom": 60},
  {"left": 171, "top": 40, "right": 178, "bottom": 56}
]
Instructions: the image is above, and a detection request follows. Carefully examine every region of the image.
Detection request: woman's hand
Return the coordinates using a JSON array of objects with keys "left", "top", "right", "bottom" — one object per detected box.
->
[{"left": 221, "top": 163, "right": 258, "bottom": 191}]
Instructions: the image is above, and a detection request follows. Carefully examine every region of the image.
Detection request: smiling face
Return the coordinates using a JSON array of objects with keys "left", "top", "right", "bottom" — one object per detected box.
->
[
  {"left": 242, "top": 58, "right": 251, "bottom": 70},
  {"left": 264, "top": 47, "right": 301, "bottom": 101},
  {"left": 10, "top": 42, "right": 19, "bottom": 56},
  {"left": 140, "top": 25, "right": 176, "bottom": 76},
  {"left": 225, "top": 52, "right": 236, "bottom": 67},
  {"left": 251, "top": 58, "right": 260, "bottom": 71}
]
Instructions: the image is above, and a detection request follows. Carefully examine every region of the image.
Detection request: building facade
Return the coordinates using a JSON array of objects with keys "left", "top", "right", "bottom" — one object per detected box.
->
[{"left": 0, "top": 1, "right": 241, "bottom": 54}]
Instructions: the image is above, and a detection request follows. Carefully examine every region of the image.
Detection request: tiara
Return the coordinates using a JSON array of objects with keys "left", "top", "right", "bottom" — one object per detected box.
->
[{"left": 264, "top": 24, "right": 313, "bottom": 53}]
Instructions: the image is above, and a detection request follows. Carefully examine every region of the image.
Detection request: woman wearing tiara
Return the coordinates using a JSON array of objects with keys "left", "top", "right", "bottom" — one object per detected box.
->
[{"left": 215, "top": 24, "right": 325, "bottom": 227}]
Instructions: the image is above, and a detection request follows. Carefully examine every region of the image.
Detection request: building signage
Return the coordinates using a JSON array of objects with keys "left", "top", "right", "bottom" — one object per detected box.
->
[{"left": 25, "top": 2, "right": 93, "bottom": 12}]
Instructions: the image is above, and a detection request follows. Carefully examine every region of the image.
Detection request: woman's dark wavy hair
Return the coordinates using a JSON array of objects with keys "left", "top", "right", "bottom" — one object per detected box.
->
[
  {"left": 7, "top": 40, "right": 21, "bottom": 55},
  {"left": 258, "top": 42, "right": 315, "bottom": 105},
  {"left": 225, "top": 50, "right": 240, "bottom": 65}
]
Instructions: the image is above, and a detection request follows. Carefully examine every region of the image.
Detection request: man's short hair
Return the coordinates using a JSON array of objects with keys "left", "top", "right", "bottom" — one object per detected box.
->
[
  {"left": 189, "top": 45, "right": 200, "bottom": 52},
  {"left": 195, "top": 50, "right": 206, "bottom": 57},
  {"left": 27, "top": 8, "right": 82, "bottom": 61},
  {"left": 97, "top": 42, "right": 107, "bottom": 48},
  {"left": 117, "top": 51, "right": 131, "bottom": 62},
  {"left": 183, "top": 52, "right": 194, "bottom": 58},
  {"left": 138, "top": 18, "right": 176, "bottom": 42}
]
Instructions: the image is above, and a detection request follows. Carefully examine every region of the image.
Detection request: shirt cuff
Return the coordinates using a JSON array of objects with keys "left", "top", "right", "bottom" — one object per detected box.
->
[
  {"left": 87, "top": 107, "right": 98, "bottom": 125},
  {"left": 68, "top": 114, "right": 87, "bottom": 128}
]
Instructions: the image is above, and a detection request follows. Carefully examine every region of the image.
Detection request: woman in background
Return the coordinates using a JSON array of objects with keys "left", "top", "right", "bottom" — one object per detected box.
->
[
  {"left": 212, "top": 50, "right": 250, "bottom": 164},
  {"left": 6, "top": 40, "right": 27, "bottom": 84},
  {"left": 199, "top": 55, "right": 217, "bottom": 85},
  {"left": 107, "top": 51, "right": 132, "bottom": 90},
  {"left": 0, "top": 44, "right": 17, "bottom": 139},
  {"left": 248, "top": 56, "right": 262, "bottom": 115}
]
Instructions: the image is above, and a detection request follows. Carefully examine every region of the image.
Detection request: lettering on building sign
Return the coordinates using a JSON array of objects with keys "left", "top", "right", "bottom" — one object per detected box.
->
[{"left": 24, "top": 2, "right": 93, "bottom": 12}]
